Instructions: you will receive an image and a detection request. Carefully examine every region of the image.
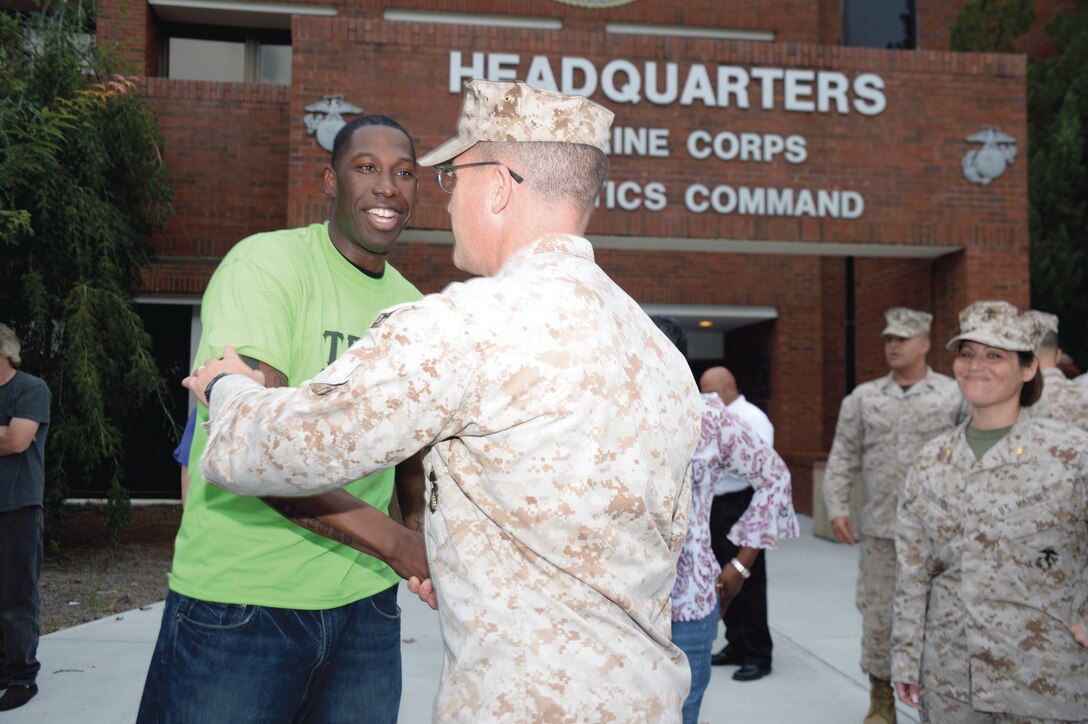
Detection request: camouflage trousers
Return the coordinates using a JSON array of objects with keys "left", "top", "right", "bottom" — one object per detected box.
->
[
  {"left": 857, "top": 534, "right": 896, "bottom": 680},
  {"left": 921, "top": 690, "right": 1088, "bottom": 724}
]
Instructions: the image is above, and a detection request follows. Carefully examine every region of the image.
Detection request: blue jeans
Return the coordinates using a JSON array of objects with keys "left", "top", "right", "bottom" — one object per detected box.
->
[
  {"left": 137, "top": 586, "right": 402, "bottom": 723},
  {"left": 673, "top": 602, "right": 719, "bottom": 724}
]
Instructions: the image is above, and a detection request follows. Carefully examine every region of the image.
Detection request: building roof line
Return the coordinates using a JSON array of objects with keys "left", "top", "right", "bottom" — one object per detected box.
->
[{"left": 402, "top": 230, "right": 962, "bottom": 259}]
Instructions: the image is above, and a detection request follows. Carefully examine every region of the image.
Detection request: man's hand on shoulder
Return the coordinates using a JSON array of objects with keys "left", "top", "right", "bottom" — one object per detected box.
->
[
  {"left": 240, "top": 354, "right": 288, "bottom": 389},
  {"left": 183, "top": 345, "right": 265, "bottom": 405}
]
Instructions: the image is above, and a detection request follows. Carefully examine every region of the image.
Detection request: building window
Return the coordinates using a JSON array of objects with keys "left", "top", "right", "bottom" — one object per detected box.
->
[
  {"left": 163, "top": 26, "right": 291, "bottom": 84},
  {"left": 843, "top": 0, "right": 916, "bottom": 49},
  {"left": 257, "top": 42, "right": 291, "bottom": 84}
]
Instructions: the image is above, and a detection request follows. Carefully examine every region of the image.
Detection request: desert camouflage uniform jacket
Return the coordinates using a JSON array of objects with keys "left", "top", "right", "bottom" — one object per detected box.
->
[
  {"left": 201, "top": 234, "right": 702, "bottom": 722},
  {"left": 891, "top": 411, "right": 1088, "bottom": 719},
  {"left": 823, "top": 368, "right": 964, "bottom": 539},
  {"left": 1033, "top": 367, "right": 1088, "bottom": 433}
]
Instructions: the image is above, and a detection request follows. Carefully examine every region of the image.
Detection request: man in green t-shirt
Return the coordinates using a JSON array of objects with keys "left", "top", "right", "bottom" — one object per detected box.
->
[{"left": 137, "top": 116, "right": 429, "bottom": 723}]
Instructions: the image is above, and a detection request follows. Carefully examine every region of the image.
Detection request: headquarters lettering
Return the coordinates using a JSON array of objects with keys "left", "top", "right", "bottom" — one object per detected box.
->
[
  {"left": 449, "top": 52, "right": 886, "bottom": 114},
  {"left": 449, "top": 52, "right": 878, "bottom": 220}
]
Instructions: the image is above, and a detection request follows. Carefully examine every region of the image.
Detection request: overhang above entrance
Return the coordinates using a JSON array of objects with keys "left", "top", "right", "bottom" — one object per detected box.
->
[
  {"left": 404, "top": 231, "right": 961, "bottom": 259},
  {"left": 592, "top": 236, "right": 962, "bottom": 259},
  {"left": 641, "top": 304, "right": 777, "bottom": 334}
]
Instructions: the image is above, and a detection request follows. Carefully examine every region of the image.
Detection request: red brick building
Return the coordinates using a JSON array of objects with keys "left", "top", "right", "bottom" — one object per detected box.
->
[{"left": 97, "top": 0, "right": 1047, "bottom": 506}]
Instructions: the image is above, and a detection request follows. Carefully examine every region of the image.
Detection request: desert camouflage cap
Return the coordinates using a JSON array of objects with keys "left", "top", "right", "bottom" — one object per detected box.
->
[
  {"left": 1026, "top": 309, "right": 1059, "bottom": 336},
  {"left": 945, "top": 300, "right": 1038, "bottom": 352},
  {"left": 418, "top": 80, "right": 615, "bottom": 167},
  {"left": 881, "top": 308, "right": 932, "bottom": 338}
]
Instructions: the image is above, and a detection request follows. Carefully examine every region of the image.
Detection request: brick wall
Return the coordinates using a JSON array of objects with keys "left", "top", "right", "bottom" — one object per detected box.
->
[
  {"left": 96, "top": 0, "right": 156, "bottom": 75},
  {"left": 853, "top": 257, "right": 939, "bottom": 382},
  {"left": 141, "top": 79, "right": 291, "bottom": 293},
  {"left": 206, "top": 1, "right": 821, "bottom": 43}
]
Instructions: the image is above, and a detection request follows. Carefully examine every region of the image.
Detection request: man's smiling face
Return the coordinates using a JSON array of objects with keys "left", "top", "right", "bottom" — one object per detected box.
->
[{"left": 325, "top": 124, "right": 419, "bottom": 259}]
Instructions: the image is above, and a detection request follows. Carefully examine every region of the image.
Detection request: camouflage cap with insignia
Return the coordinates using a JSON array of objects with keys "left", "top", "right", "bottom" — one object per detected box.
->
[
  {"left": 945, "top": 300, "right": 1038, "bottom": 352},
  {"left": 418, "top": 80, "right": 615, "bottom": 168},
  {"left": 881, "top": 307, "right": 932, "bottom": 338}
]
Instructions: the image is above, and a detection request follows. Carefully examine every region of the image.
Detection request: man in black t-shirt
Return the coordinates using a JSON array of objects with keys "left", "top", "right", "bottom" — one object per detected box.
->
[{"left": 0, "top": 323, "right": 51, "bottom": 713}]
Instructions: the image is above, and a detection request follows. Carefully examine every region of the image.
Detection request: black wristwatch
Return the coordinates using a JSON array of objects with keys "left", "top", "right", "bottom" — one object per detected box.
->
[{"left": 204, "top": 373, "right": 229, "bottom": 405}]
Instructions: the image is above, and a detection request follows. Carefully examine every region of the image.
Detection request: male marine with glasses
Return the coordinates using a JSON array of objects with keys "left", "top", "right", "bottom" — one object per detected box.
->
[{"left": 185, "top": 79, "right": 703, "bottom": 721}]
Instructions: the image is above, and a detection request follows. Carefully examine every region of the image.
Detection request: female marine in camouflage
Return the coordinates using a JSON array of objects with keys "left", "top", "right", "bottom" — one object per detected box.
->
[{"left": 891, "top": 300, "right": 1088, "bottom": 723}]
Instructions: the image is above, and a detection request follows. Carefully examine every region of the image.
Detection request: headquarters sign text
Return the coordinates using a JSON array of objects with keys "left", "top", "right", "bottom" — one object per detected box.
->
[{"left": 451, "top": 52, "right": 887, "bottom": 220}]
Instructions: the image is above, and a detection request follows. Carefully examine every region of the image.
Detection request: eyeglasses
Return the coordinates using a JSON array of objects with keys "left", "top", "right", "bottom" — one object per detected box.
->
[{"left": 433, "top": 162, "right": 525, "bottom": 193}]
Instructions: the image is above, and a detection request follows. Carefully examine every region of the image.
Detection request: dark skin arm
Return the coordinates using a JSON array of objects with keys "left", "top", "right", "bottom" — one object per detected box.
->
[
  {"left": 240, "top": 355, "right": 431, "bottom": 584},
  {"left": 395, "top": 449, "right": 427, "bottom": 535},
  {"left": 715, "top": 545, "right": 759, "bottom": 617}
]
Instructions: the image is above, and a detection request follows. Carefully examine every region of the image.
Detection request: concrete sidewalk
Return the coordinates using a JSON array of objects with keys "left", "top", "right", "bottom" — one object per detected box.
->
[{"left": 9, "top": 515, "right": 919, "bottom": 723}]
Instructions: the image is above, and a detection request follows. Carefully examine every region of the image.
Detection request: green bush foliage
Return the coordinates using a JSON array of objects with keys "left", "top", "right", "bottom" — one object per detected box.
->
[{"left": 1, "top": 2, "right": 174, "bottom": 543}]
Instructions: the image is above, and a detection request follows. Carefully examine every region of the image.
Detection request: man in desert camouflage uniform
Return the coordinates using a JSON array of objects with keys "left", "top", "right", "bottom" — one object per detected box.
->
[
  {"left": 185, "top": 80, "right": 702, "bottom": 722},
  {"left": 1025, "top": 310, "right": 1088, "bottom": 432},
  {"left": 824, "top": 307, "right": 964, "bottom": 724},
  {"left": 892, "top": 300, "right": 1088, "bottom": 722}
]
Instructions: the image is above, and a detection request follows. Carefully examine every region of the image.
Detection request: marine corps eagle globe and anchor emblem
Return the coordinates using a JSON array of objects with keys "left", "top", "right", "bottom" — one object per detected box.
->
[
  {"left": 304, "top": 95, "right": 363, "bottom": 152},
  {"left": 962, "top": 125, "right": 1017, "bottom": 185}
]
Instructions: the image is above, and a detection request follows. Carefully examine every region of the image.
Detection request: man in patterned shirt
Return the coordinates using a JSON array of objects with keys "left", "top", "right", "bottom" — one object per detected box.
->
[
  {"left": 653, "top": 318, "right": 798, "bottom": 722},
  {"left": 185, "top": 80, "right": 703, "bottom": 722},
  {"left": 702, "top": 365, "right": 779, "bottom": 682}
]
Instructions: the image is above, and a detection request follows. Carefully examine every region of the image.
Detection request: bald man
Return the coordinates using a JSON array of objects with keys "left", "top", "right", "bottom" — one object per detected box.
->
[{"left": 701, "top": 366, "right": 776, "bottom": 682}]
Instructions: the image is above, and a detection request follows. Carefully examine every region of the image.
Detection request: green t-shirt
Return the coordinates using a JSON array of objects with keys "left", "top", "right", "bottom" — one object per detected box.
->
[
  {"left": 965, "top": 423, "right": 1014, "bottom": 461},
  {"left": 169, "top": 222, "right": 422, "bottom": 608}
]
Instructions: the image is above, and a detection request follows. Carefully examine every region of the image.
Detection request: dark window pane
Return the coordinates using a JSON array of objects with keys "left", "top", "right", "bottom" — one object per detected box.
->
[{"left": 843, "top": 0, "right": 916, "bottom": 49}]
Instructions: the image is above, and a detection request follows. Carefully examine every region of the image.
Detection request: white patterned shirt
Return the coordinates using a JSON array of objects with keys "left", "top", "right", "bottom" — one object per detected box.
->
[{"left": 673, "top": 393, "right": 800, "bottom": 621}]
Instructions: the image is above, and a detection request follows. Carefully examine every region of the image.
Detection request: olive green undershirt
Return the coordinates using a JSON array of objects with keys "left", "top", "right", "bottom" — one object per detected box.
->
[{"left": 965, "top": 423, "right": 1014, "bottom": 461}]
